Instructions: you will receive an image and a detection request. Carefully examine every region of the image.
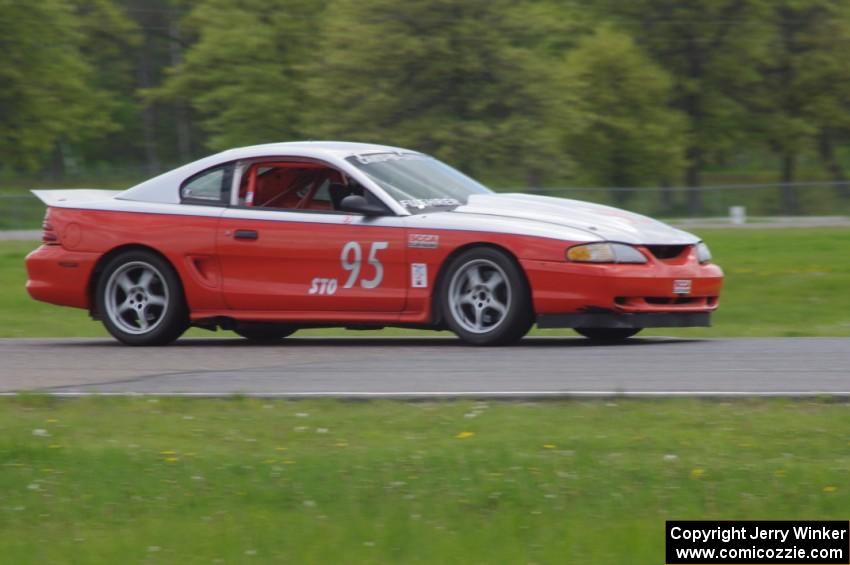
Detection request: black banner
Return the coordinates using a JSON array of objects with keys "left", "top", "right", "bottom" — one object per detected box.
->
[{"left": 666, "top": 521, "right": 849, "bottom": 564}]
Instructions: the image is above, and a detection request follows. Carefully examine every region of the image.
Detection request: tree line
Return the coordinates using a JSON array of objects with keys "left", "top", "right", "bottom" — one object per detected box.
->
[{"left": 3, "top": 0, "right": 850, "bottom": 213}]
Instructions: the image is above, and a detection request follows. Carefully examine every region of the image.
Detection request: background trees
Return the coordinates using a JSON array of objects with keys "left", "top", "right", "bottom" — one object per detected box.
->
[
  {"left": 557, "top": 26, "right": 686, "bottom": 204},
  {"left": 302, "top": 0, "right": 571, "bottom": 185},
  {"left": 0, "top": 0, "right": 116, "bottom": 171},
  {"left": 2, "top": 0, "right": 850, "bottom": 214},
  {"left": 154, "top": 0, "right": 326, "bottom": 152},
  {"left": 749, "top": 0, "right": 850, "bottom": 212},
  {"left": 592, "top": 0, "right": 772, "bottom": 212}
]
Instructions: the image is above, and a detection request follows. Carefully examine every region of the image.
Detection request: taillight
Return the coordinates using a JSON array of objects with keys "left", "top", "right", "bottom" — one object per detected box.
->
[{"left": 42, "top": 210, "right": 59, "bottom": 245}]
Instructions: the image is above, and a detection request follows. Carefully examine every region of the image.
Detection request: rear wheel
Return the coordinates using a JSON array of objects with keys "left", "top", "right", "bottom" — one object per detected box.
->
[
  {"left": 234, "top": 323, "right": 298, "bottom": 343},
  {"left": 440, "top": 247, "right": 533, "bottom": 345},
  {"left": 96, "top": 250, "right": 188, "bottom": 345},
  {"left": 574, "top": 328, "right": 641, "bottom": 342}
]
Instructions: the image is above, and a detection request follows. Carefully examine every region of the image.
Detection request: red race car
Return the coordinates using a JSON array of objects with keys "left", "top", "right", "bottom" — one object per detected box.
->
[{"left": 26, "top": 142, "right": 723, "bottom": 346}]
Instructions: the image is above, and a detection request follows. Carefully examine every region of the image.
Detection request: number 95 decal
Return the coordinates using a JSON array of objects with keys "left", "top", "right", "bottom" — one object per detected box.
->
[
  {"left": 309, "top": 241, "right": 389, "bottom": 295},
  {"left": 341, "top": 241, "right": 388, "bottom": 288}
]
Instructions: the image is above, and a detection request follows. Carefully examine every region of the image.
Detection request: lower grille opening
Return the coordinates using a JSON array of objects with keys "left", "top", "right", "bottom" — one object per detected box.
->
[
  {"left": 615, "top": 296, "right": 718, "bottom": 309},
  {"left": 645, "top": 244, "right": 689, "bottom": 260},
  {"left": 645, "top": 297, "right": 699, "bottom": 305}
]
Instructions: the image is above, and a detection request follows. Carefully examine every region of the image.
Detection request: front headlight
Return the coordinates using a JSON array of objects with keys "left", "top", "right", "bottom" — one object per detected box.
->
[
  {"left": 696, "top": 241, "right": 712, "bottom": 264},
  {"left": 566, "top": 242, "right": 647, "bottom": 264}
]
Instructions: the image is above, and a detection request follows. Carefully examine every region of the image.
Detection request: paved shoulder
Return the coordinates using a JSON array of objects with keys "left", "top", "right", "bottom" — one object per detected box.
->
[{"left": 0, "top": 230, "right": 40, "bottom": 241}]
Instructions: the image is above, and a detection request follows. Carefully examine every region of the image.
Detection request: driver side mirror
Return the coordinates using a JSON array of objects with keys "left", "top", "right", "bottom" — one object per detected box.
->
[{"left": 339, "top": 194, "right": 389, "bottom": 216}]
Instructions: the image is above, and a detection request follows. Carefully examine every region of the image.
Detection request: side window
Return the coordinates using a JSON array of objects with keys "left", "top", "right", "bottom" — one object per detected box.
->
[
  {"left": 309, "top": 178, "right": 331, "bottom": 203},
  {"left": 240, "top": 164, "right": 346, "bottom": 211},
  {"left": 180, "top": 164, "right": 233, "bottom": 205}
]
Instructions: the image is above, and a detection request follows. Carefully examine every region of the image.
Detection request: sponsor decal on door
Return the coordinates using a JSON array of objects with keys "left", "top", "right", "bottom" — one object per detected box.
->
[
  {"left": 411, "top": 263, "right": 428, "bottom": 288},
  {"left": 408, "top": 233, "right": 440, "bottom": 249}
]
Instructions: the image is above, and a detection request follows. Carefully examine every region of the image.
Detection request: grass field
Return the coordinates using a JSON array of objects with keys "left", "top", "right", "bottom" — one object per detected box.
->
[
  {"left": 1, "top": 397, "right": 847, "bottom": 563},
  {"left": 2, "top": 227, "right": 850, "bottom": 338}
]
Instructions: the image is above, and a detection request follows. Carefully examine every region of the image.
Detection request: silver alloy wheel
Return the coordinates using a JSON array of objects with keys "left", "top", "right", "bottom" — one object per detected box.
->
[
  {"left": 447, "top": 258, "right": 511, "bottom": 334},
  {"left": 103, "top": 261, "right": 170, "bottom": 335}
]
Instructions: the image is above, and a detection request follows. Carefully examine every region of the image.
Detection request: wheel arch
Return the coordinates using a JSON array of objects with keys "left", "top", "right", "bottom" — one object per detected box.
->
[
  {"left": 430, "top": 242, "right": 534, "bottom": 328},
  {"left": 88, "top": 244, "right": 186, "bottom": 319}
]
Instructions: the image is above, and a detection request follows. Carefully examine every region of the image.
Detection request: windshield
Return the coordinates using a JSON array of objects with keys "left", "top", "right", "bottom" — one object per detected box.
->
[{"left": 346, "top": 153, "right": 492, "bottom": 213}]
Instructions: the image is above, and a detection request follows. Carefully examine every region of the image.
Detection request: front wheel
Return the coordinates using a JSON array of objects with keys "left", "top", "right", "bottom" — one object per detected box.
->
[
  {"left": 440, "top": 247, "right": 533, "bottom": 346},
  {"left": 96, "top": 250, "right": 188, "bottom": 345},
  {"left": 574, "top": 328, "right": 641, "bottom": 342}
]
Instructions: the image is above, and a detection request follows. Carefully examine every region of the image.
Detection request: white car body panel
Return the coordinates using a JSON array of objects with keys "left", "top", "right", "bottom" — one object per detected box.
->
[
  {"left": 115, "top": 141, "right": 414, "bottom": 216},
  {"left": 32, "top": 189, "right": 122, "bottom": 207},
  {"left": 452, "top": 193, "right": 699, "bottom": 245},
  {"left": 31, "top": 141, "right": 699, "bottom": 246}
]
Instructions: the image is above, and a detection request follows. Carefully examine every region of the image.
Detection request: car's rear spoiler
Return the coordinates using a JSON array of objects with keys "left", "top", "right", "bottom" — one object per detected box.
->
[{"left": 31, "top": 189, "right": 122, "bottom": 207}]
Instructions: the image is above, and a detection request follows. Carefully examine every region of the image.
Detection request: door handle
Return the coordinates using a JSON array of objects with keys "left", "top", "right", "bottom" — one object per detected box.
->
[{"left": 234, "top": 229, "right": 258, "bottom": 241}]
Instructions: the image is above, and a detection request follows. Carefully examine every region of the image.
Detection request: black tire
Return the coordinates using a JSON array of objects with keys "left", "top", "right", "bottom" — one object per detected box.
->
[
  {"left": 234, "top": 323, "right": 298, "bottom": 343},
  {"left": 96, "top": 249, "right": 188, "bottom": 345},
  {"left": 440, "top": 247, "right": 533, "bottom": 345},
  {"left": 574, "top": 328, "right": 641, "bottom": 342}
]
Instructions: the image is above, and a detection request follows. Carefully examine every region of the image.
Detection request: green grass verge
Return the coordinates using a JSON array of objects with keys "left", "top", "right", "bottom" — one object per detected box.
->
[
  {"left": 1, "top": 397, "right": 847, "bottom": 563},
  {"left": 3, "top": 227, "right": 850, "bottom": 338}
]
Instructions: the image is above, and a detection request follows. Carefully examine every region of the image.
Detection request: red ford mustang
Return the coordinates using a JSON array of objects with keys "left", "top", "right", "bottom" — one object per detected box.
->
[{"left": 26, "top": 141, "right": 723, "bottom": 346}]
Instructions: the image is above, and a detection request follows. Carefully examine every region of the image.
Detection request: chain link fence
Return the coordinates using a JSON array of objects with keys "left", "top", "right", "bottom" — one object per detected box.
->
[
  {"left": 2, "top": 182, "right": 849, "bottom": 230},
  {"left": 526, "top": 181, "right": 850, "bottom": 219}
]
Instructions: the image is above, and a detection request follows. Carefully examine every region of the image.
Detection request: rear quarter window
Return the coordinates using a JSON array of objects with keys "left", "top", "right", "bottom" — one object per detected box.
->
[{"left": 180, "top": 164, "right": 233, "bottom": 205}]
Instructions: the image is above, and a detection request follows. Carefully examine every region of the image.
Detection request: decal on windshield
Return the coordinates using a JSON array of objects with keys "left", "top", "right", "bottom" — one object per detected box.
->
[
  {"left": 355, "top": 153, "right": 421, "bottom": 165},
  {"left": 399, "top": 198, "right": 460, "bottom": 209}
]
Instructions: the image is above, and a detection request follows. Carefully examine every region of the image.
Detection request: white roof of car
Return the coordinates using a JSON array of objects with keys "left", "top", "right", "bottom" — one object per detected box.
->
[
  {"left": 117, "top": 141, "right": 417, "bottom": 204},
  {"left": 220, "top": 141, "right": 413, "bottom": 158}
]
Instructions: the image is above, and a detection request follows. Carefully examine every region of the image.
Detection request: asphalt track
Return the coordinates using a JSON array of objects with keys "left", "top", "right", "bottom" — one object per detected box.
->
[{"left": 1, "top": 337, "right": 848, "bottom": 397}]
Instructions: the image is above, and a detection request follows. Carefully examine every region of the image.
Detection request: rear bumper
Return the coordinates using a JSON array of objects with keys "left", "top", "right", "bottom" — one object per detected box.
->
[
  {"left": 537, "top": 311, "right": 711, "bottom": 329},
  {"left": 26, "top": 245, "right": 97, "bottom": 309}
]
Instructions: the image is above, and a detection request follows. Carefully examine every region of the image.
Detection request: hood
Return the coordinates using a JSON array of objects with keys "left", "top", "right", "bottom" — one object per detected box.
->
[{"left": 451, "top": 193, "right": 699, "bottom": 245}]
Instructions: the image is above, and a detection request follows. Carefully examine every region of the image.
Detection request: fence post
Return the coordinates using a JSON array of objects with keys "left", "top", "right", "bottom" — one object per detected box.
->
[{"left": 729, "top": 206, "right": 746, "bottom": 225}]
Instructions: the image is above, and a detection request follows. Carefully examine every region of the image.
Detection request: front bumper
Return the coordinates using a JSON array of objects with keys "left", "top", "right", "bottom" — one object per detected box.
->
[
  {"left": 537, "top": 311, "right": 711, "bottom": 329},
  {"left": 520, "top": 249, "right": 724, "bottom": 321}
]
